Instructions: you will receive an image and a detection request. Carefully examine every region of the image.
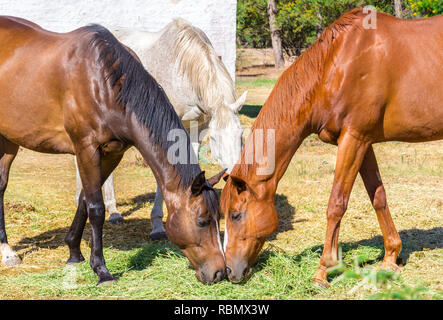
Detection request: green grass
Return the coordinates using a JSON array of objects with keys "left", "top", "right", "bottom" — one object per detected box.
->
[
  {"left": 1, "top": 241, "right": 438, "bottom": 300},
  {"left": 236, "top": 78, "right": 277, "bottom": 88}
]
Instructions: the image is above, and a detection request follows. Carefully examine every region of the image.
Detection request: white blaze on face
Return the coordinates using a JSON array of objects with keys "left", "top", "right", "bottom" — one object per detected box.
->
[
  {"left": 215, "top": 220, "right": 225, "bottom": 259},
  {"left": 223, "top": 216, "right": 228, "bottom": 252}
]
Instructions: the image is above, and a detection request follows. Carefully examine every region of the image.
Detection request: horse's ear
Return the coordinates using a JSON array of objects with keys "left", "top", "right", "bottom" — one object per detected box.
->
[
  {"left": 229, "top": 90, "right": 248, "bottom": 113},
  {"left": 230, "top": 175, "right": 248, "bottom": 194},
  {"left": 191, "top": 171, "right": 206, "bottom": 196},
  {"left": 207, "top": 169, "right": 227, "bottom": 187}
]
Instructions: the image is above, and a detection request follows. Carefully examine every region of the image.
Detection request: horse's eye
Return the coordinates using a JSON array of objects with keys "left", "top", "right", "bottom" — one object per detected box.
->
[
  {"left": 230, "top": 212, "right": 243, "bottom": 221},
  {"left": 197, "top": 217, "right": 211, "bottom": 228}
]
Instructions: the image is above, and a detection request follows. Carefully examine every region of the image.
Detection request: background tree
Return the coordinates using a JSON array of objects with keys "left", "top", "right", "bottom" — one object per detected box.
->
[
  {"left": 267, "top": 0, "right": 285, "bottom": 68},
  {"left": 408, "top": 0, "right": 443, "bottom": 17},
  {"left": 237, "top": 0, "right": 271, "bottom": 48},
  {"left": 237, "top": 0, "right": 441, "bottom": 59},
  {"left": 394, "top": 0, "right": 403, "bottom": 17}
]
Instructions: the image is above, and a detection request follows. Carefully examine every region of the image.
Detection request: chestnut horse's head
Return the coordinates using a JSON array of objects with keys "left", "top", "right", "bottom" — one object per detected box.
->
[
  {"left": 165, "top": 170, "right": 226, "bottom": 285},
  {"left": 221, "top": 175, "right": 278, "bottom": 283}
]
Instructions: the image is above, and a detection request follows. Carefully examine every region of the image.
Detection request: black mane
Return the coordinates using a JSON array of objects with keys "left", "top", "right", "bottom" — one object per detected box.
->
[{"left": 85, "top": 24, "right": 201, "bottom": 189}]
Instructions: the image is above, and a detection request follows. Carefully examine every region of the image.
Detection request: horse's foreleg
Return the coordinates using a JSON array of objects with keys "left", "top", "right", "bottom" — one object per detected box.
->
[
  {"left": 150, "top": 184, "right": 167, "bottom": 241},
  {"left": 104, "top": 173, "right": 123, "bottom": 224},
  {"left": 0, "top": 136, "right": 20, "bottom": 266},
  {"left": 74, "top": 147, "right": 122, "bottom": 285},
  {"left": 312, "top": 130, "right": 370, "bottom": 288},
  {"left": 359, "top": 146, "right": 401, "bottom": 271},
  {"left": 75, "top": 157, "right": 122, "bottom": 224}
]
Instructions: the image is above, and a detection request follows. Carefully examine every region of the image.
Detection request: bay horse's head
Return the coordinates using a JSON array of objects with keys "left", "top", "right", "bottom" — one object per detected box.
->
[
  {"left": 165, "top": 170, "right": 227, "bottom": 285},
  {"left": 220, "top": 175, "right": 278, "bottom": 283}
]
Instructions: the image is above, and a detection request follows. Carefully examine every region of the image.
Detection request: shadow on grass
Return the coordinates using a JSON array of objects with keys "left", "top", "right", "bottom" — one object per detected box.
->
[
  {"left": 268, "top": 194, "right": 296, "bottom": 240},
  {"left": 15, "top": 217, "right": 154, "bottom": 255},
  {"left": 252, "top": 227, "right": 443, "bottom": 282},
  {"left": 128, "top": 241, "right": 184, "bottom": 271},
  {"left": 116, "top": 192, "right": 157, "bottom": 218},
  {"left": 239, "top": 105, "right": 261, "bottom": 119}
]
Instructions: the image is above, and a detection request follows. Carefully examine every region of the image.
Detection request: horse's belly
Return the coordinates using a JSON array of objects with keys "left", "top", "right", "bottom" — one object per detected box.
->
[
  {"left": 383, "top": 107, "right": 443, "bottom": 142},
  {"left": 382, "top": 70, "right": 443, "bottom": 142},
  {"left": 0, "top": 120, "right": 74, "bottom": 154}
]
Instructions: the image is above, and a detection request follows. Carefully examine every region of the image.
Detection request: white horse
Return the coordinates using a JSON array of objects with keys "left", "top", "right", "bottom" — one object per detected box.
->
[{"left": 75, "top": 19, "right": 247, "bottom": 240}]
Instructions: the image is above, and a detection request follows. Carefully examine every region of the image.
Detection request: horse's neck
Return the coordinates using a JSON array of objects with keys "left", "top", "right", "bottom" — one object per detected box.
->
[
  {"left": 234, "top": 70, "right": 314, "bottom": 197},
  {"left": 128, "top": 115, "right": 196, "bottom": 205}
]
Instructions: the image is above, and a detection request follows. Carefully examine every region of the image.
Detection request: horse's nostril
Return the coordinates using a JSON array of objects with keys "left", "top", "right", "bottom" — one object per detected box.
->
[
  {"left": 242, "top": 267, "right": 249, "bottom": 278},
  {"left": 226, "top": 266, "right": 232, "bottom": 277},
  {"left": 213, "top": 269, "right": 225, "bottom": 282}
]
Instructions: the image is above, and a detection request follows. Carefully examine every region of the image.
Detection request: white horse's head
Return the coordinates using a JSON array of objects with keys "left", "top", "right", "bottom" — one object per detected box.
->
[
  {"left": 208, "top": 91, "right": 248, "bottom": 172},
  {"left": 148, "top": 19, "right": 248, "bottom": 172}
]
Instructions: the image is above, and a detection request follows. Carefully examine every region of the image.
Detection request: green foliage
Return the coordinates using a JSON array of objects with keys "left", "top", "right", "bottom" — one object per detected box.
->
[
  {"left": 237, "top": 0, "right": 442, "bottom": 55},
  {"left": 0, "top": 242, "right": 417, "bottom": 300},
  {"left": 408, "top": 0, "right": 443, "bottom": 17},
  {"left": 371, "top": 284, "right": 429, "bottom": 300},
  {"left": 237, "top": 0, "right": 271, "bottom": 48}
]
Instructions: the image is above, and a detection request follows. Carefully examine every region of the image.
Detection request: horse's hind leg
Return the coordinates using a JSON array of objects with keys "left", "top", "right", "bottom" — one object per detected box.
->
[
  {"left": 359, "top": 146, "right": 401, "bottom": 270},
  {"left": 104, "top": 174, "right": 123, "bottom": 224},
  {"left": 312, "top": 130, "right": 370, "bottom": 288},
  {"left": 150, "top": 185, "right": 167, "bottom": 241},
  {"left": 0, "top": 136, "right": 20, "bottom": 266}
]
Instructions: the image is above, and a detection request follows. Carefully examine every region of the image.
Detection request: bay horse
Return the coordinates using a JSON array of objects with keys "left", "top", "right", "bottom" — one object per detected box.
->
[
  {"left": 0, "top": 16, "right": 226, "bottom": 285},
  {"left": 221, "top": 9, "right": 443, "bottom": 286},
  {"left": 75, "top": 19, "right": 247, "bottom": 241}
]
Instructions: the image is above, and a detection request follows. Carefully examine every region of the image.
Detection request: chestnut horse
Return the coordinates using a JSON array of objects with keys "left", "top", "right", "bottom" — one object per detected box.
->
[
  {"left": 221, "top": 9, "right": 443, "bottom": 286},
  {"left": 0, "top": 16, "right": 226, "bottom": 285}
]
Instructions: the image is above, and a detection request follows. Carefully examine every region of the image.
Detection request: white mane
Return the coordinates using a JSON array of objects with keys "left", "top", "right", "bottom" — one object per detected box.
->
[{"left": 171, "top": 19, "right": 236, "bottom": 128}]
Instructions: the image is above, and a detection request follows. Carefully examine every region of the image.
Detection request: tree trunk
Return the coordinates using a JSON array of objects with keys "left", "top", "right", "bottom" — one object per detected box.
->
[
  {"left": 267, "top": 0, "right": 285, "bottom": 68},
  {"left": 316, "top": 11, "right": 323, "bottom": 39},
  {"left": 394, "top": 0, "right": 403, "bottom": 18}
]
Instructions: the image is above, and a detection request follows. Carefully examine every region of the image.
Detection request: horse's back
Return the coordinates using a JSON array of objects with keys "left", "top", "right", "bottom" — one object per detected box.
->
[
  {"left": 377, "top": 14, "right": 443, "bottom": 141},
  {"left": 0, "top": 17, "right": 91, "bottom": 154},
  {"left": 333, "top": 11, "right": 443, "bottom": 142}
]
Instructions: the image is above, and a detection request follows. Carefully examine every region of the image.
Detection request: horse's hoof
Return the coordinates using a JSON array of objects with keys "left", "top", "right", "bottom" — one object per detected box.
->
[
  {"left": 98, "top": 278, "right": 117, "bottom": 287},
  {"left": 108, "top": 213, "right": 124, "bottom": 224},
  {"left": 66, "top": 255, "right": 85, "bottom": 265},
  {"left": 3, "top": 255, "right": 22, "bottom": 267},
  {"left": 150, "top": 231, "right": 168, "bottom": 241},
  {"left": 98, "top": 274, "right": 117, "bottom": 287},
  {"left": 379, "top": 261, "right": 401, "bottom": 272},
  {"left": 312, "top": 277, "right": 330, "bottom": 289}
]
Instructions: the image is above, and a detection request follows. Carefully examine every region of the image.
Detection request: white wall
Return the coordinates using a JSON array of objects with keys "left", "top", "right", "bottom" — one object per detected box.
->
[{"left": 0, "top": 0, "right": 237, "bottom": 81}]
